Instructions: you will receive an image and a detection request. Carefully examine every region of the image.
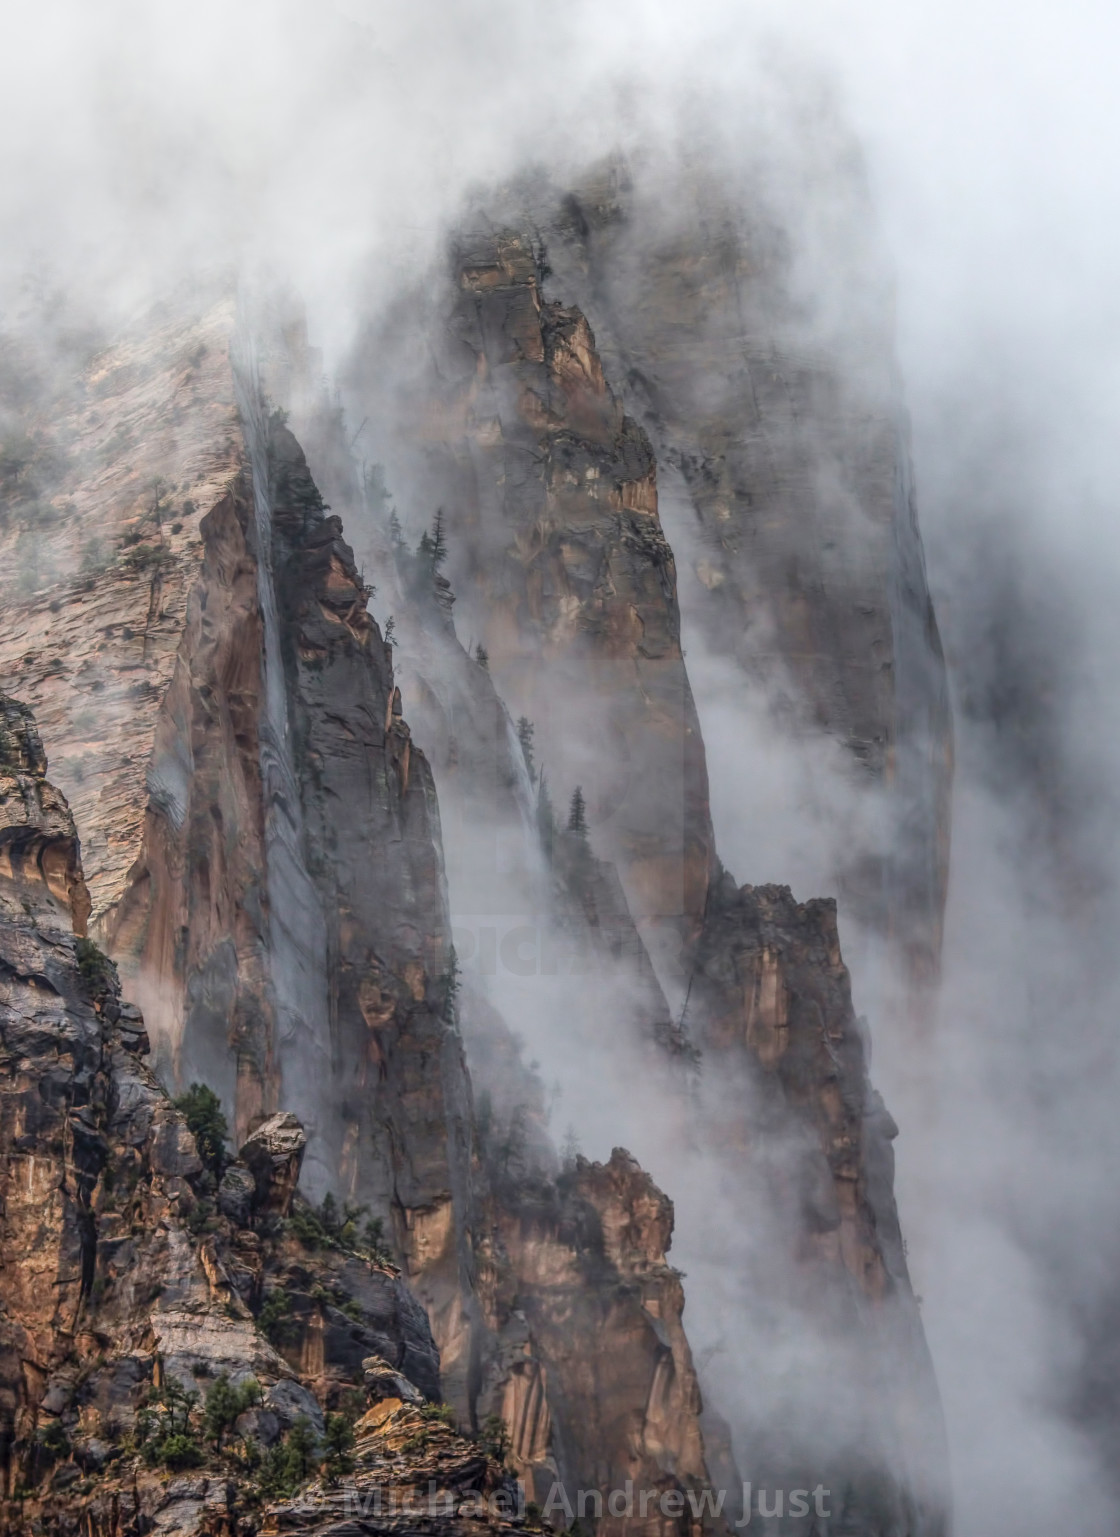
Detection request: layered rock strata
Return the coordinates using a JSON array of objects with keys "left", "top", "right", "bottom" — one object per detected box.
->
[{"left": 0, "top": 302, "right": 722, "bottom": 1523}]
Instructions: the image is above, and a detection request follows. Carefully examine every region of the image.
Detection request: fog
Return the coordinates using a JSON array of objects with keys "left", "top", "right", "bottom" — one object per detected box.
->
[{"left": 4, "top": 1, "right": 1120, "bottom": 1532}]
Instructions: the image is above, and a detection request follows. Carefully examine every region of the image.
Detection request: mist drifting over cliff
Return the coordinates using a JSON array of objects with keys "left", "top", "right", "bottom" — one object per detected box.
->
[{"left": 3, "top": 2, "right": 1119, "bottom": 1533}]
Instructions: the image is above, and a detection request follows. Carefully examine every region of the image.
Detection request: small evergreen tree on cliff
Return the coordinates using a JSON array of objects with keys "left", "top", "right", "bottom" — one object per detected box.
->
[
  {"left": 173, "top": 1083, "right": 228, "bottom": 1178},
  {"left": 567, "top": 785, "right": 588, "bottom": 839},
  {"left": 474, "top": 642, "right": 489, "bottom": 670},
  {"left": 516, "top": 717, "right": 536, "bottom": 783},
  {"left": 418, "top": 508, "right": 448, "bottom": 572},
  {"left": 415, "top": 509, "right": 454, "bottom": 615}
]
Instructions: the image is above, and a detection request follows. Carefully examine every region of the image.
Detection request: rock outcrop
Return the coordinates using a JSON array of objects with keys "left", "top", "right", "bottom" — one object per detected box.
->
[
  {"left": 0, "top": 300, "right": 723, "bottom": 1526},
  {"left": 354, "top": 231, "right": 716, "bottom": 987},
  {"left": 0, "top": 307, "right": 482, "bottom": 1408},
  {"left": 686, "top": 878, "right": 949, "bottom": 1534},
  {"left": 0, "top": 694, "right": 91, "bottom": 935},
  {"left": 340, "top": 204, "right": 952, "bottom": 1534},
  {"left": 478, "top": 1148, "right": 709, "bottom": 1524},
  {"left": 496, "top": 157, "right": 953, "bottom": 1006}
]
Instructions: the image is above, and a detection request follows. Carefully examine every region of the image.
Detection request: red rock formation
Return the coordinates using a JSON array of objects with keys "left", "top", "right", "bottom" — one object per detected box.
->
[
  {"left": 478, "top": 1149, "right": 712, "bottom": 1533},
  {"left": 0, "top": 695, "right": 480, "bottom": 1535},
  {"left": 0, "top": 270, "right": 951, "bottom": 1537},
  {"left": 356, "top": 232, "right": 716, "bottom": 985},
  {"left": 531, "top": 157, "right": 953, "bottom": 1009},
  {"left": 687, "top": 876, "right": 949, "bottom": 1534}
]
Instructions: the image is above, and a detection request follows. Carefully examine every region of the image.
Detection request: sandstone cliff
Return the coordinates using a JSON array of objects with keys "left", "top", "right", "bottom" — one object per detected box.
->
[
  {"left": 351, "top": 231, "right": 716, "bottom": 989},
  {"left": 340, "top": 208, "right": 951, "bottom": 1535},
  {"left": 502, "top": 157, "right": 953, "bottom": 1005},
  {"left": 0, "top": 307, "right": 481, "bottom": 1405},
  {"left": 0, "top": 695, "right": 543, "bottom": 1535},
  {"left": 0, "top": 233, "right": 951, "bottom": 1536},
  {"left": 688, "top": 878, "right": 948, "bottom": 1533},
  {"left": 0, "top": 304, "right": 722, "bottom": 1530}
]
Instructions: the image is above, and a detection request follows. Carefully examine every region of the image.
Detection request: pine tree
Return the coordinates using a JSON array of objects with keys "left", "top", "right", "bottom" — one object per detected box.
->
[
  {"left": 415, "top": 511, "right": 454, "bottom": 615},
  {"left": 383, "top": 615, "right": 396, "bottom": 645},
  {"left": 285, "top": 1415, "right": 319, "bottom": 1482},
  {"left": 516, "top": 717, "right": 536, "bottom": 783},
  {"left": 428, "top": 508, "right": 448, "bottom": 571},
  {"left": 322, "top": 1413, "right": 356, "bottom": 1481},
  {"left": 567, "top": 785, "right": 588, "bottom": 838},
  {"left": 474, "top": 643, "right": 489, "bottom": 670},
  {"left": 388, "top": 508, "right": 404, "bottom": 547},
  {"left": 173, "top": 1084, "right": 228, "bottom": 1177}
]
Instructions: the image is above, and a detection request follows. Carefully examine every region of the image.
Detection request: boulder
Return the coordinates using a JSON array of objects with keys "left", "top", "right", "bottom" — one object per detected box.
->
[
  {"left": 362, "top": 1354, "right": 424, "bottom": 1407},
  {"left": 265, "top": 1377, "right": 324, "bottom": 1436},
  {"left": 238, "top": 1112, "right": 306, "bottom": 1216}
]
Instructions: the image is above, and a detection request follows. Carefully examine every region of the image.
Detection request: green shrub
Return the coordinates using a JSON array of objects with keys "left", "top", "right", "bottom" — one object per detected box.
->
[
  {"left": 203, "top": 1373, "right": 260, "bottom": 1447},
  {"left": 321, "top": 1413, "right": 355, "bottom": 1481},
  {"left": 155, "top": 1431, "right": 203, "bottom": 1470},
  {"left": 257, "top": 1290, "right": 297, "bottom": 1347},
  {"left": 257, "top": 1415, "right": 319, "bottom": 1499},
  {"left": 361, "top": 1215, "right": 393, "bottom": 1265},
  {"left": 35, "top": 1419, "right": 71, "bottom": 1465},
  {"left": 480, "top": 1412, "right": 511, "bottom": 1462},
  {"left": 75, "top": 936, "right": 117, "bottom": 994},
  {"left": 136, "top": 1377, "right": 203, "bottom": 1469},
  {"left": 287, "top": 1194, "right": 379, "bottom": 1255},
  {"left": 185, "top": 1197, "right": 217, "bottom": 1236},
  {"left": 172, "top": 1084, "right": 228, "bottom": 1177}
]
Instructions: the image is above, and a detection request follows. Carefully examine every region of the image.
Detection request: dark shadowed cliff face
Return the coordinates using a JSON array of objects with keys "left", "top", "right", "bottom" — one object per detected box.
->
[
  {"left": 478, "top": 1148, "right": 709, "bottom": 1522},
  {"left": 688, "top": 879, "right": 948, "bottom": 1534}
]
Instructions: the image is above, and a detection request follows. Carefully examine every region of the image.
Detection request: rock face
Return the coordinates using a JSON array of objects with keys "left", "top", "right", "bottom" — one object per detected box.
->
[
  {"left": 0, "top": 694, "right": 500, "bottom": 1535},
  {"left": 692, "top": 879, "right": 888, "bottom": 1293},
  {"left": 357, "top": 231, "right": 716, "bottom": 986},
  {"left": 687, "top": 878, "right": 948, "bottom": 1533},
  {"left": 514, "top": 157, "right": 953, "bottom": 1003},
  {"left": 0, "top": 695, "right": 91, "bottom": 935},
  {"left": 479, "top": 1148, "right": 708, "bottom": 1521},
  {"left": 0, "top": 218, "right": 952, "bottom": 1537},
  {"left": 0, "top": 306, "right": 721, "bottom": 1526},
  {"left": 0, "top": 308, "right": 481, "bottom": 1406},
  {"left": 238, "top": 1111, "right": 307, "bottom": 1217},
  {"left": 0, "top": 294, "right": 246, "bottom": 934}
]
